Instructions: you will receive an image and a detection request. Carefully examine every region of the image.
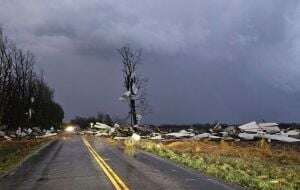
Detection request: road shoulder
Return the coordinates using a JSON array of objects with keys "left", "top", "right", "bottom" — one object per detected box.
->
[{"left": 0, "top": 139, "right": 57, "bottom": 178}]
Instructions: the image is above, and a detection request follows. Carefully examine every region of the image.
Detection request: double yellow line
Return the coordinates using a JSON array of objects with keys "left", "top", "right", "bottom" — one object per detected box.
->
[{"left": 82, "top": 137, "right": 129, "bottom": 190}]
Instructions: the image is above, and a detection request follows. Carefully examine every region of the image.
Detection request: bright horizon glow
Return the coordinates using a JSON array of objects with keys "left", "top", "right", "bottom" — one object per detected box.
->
[{"left": 65, "top": 126, "right": 75, "bottom": 132}]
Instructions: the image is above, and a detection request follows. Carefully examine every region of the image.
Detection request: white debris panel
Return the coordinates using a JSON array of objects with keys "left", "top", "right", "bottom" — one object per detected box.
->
[
  {"left": 92, "top": 122, "right": 111, "bottom": 130},
  {"left": 239, "top": 121, "right": 280, "bottom": 133},
  {"left": 238, "top": 121, "right": 260, "bottom": 132},
  {"left": 261, "top": 134, "right": 300, "bottom": 143},
  {"left": 165, "top": 130, "right": 195, "bottom": 138},
  {"left": 238, "top": 133, "right": 256, "bottom": 140}
]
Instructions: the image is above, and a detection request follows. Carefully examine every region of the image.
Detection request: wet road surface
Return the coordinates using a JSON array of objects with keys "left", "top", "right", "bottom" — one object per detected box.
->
[{"left": 0, "top": 136, "right": 239, "bottom": 190}]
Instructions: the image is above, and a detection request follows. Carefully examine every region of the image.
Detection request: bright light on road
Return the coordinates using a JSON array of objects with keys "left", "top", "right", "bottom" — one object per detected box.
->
[{"left": 65, "top": 126, "right": 75, "bottom": 132}]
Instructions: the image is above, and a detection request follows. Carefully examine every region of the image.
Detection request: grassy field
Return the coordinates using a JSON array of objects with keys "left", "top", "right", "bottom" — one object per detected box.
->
[
  {"left": 122, "top": 139, "right": 300, "bottom": 190},
  {"left": 0, "top": 138, "right": 51, "bottom": 175}
]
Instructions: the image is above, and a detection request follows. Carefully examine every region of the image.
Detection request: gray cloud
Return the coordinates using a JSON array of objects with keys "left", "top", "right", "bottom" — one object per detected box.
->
[{"left": 0, "top": 0, "right": 300, "bottom": 123}]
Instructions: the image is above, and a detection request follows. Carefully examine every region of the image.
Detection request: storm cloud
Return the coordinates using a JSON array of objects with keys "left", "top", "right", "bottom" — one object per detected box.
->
[{"left": 1, "top": 0, "right": 300, "bottom": 124}]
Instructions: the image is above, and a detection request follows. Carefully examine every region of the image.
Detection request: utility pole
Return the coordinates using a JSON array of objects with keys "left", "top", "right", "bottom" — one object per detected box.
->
[{"left": 28, "top": 97, "right": 34, "bottom": 128}]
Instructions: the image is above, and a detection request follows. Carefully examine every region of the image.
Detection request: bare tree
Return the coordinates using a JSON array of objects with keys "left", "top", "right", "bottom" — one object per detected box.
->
[
  {"left": 0, "top": 28, "right": 64, "bottom": 130},
  {"left": 118, "top": 45, "right": 150, "bottom": 127},
  {"left": 12, "top": 49, "right": 36, "bottom": 128},
  {"left": 0, "top": 28, "right": 14, "bottom": 122}
]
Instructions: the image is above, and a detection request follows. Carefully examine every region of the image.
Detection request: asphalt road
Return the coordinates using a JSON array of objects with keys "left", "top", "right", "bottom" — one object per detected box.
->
[{"left": 0, "top": 136, "right": 239, "bottom": 190}]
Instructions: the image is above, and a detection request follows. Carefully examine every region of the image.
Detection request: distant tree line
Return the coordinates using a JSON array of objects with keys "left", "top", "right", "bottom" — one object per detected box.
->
[
  {"left": 0, "top": 28, "right": 64, "bottom": 130},
  {"left": 71, "top": 113, "right": 113, "bottom": 129}
]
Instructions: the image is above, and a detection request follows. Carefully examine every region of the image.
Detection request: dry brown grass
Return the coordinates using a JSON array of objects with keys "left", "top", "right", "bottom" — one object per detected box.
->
[
  {"left": 139, "top": 139, "right": 300, "bottom": 190},
  {"left": 0, "top": 138, "right": 51, "bottom": 174},
  {"left": 164, "top": 139, "right": 300, "bottom": 165}
]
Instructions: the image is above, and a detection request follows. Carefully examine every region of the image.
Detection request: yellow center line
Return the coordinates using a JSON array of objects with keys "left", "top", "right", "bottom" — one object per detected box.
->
[
  {"left": 85, "top": 144, "right": 122, "bottom": 190},
  {"left": 82, "top": 137, "right": 129, "bottom": 190}
]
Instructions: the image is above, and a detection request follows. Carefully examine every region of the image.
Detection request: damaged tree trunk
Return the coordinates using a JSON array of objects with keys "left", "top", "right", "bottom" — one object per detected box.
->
[
  {"left": 130, "top": 99, "right": 137, "bottom": 126},
  {"left": 118, "top": 45, "right": 141, "bottom": 128}
]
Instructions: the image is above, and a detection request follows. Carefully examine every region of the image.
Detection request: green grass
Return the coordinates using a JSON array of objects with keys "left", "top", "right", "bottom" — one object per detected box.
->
[
  {"left": 0, "top": 139, "right": 49, "bottom": 175},
  {"left": 138, "top": 141, "right": 300, "bottom": 190}
]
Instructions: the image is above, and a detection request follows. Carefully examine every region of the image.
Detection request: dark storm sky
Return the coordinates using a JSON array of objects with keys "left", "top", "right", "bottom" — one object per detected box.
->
[{"left": 1, "top": 0, "right": 300, "bottom": 124}]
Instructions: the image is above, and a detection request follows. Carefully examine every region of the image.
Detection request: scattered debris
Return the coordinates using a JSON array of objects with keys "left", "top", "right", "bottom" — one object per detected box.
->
[
  {"left": 193, "top": 133, "right": 210, "bottom": 140},
  {"left": 36, "top": 133, "right": 57, "bottom": 138},
  {"left": 238, "top": 121, "right": 260, "bottom": 133},
  {"left": 114, "top": 123, "right": 120, "bottom": 128},
  {"left": 109, "top": 122, "right": 300, "bottom": 143},
  {"left": 4, "top": 135, "right": 12, "bottom": 141},
  {"left": 223, "top": 126, "right": 238, "bottom": 136},
  {"left": 95, "top": 132, "right": 109, "bottom": 137},
  {"left": 131, "top": 133, "right": 141, "bottom": 141},
  {"left": 258, "top": 123, "right": 280, "bottom": 134},
  {"left": 0, "top": 126, "right": 59, "bottom": 141},
  {"left": 149, "top": 133, "right": 163, "bottom": 140},
  {"left": 114, "top": 136, "right": 130, "bottom": 140},
  {"left": 82, "top": 130, "right": 94, "bottom": 135},
  {"left": 238, "top": 121, "right": 280, "bottom": 134},
  {"left": 92, "top": 122, "right": 111, "bottom": 130},
  {"left": 113, "top": 125, "right": 133, "bottom": 137},
  {"left": 26, "top": 128, "right": 32, "bottom": 135},
  {"left": 261, "top": 134, "right": 300, "bottom": 143},
  {"left": 75, "top": 120, "right": 300, "bottom": 144},
  {"left": 281, "top": 130, "right": 300, "bottom": 138},
  {"left": 0, "top": 130, "right": 5, "bottom": 137},
  {"left": 208, "top": 135, "right": 222, "bottom": 140},
  {"left": 164, "top": 130, "right": 195, "bottom": 139},
  {"left": 238, "top": 133, "right": 256, "bottom": 140},
  {"left": 210, "top": 123, "right": 223, "bottom": 133}
]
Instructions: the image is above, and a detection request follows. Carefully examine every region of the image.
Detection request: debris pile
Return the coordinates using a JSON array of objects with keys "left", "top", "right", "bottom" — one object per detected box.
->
[
  {"left": 79, "top": 121, "right": 300, "bottom": 144},
  {"left": 164, "top": 129, "right": 195, "bottom": 139},
  {"left": 0, "top": 125, "right": 57, "bottom": 141},
  {"left": 236, "top": 121, "right": 299, "bottom": 142}
]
